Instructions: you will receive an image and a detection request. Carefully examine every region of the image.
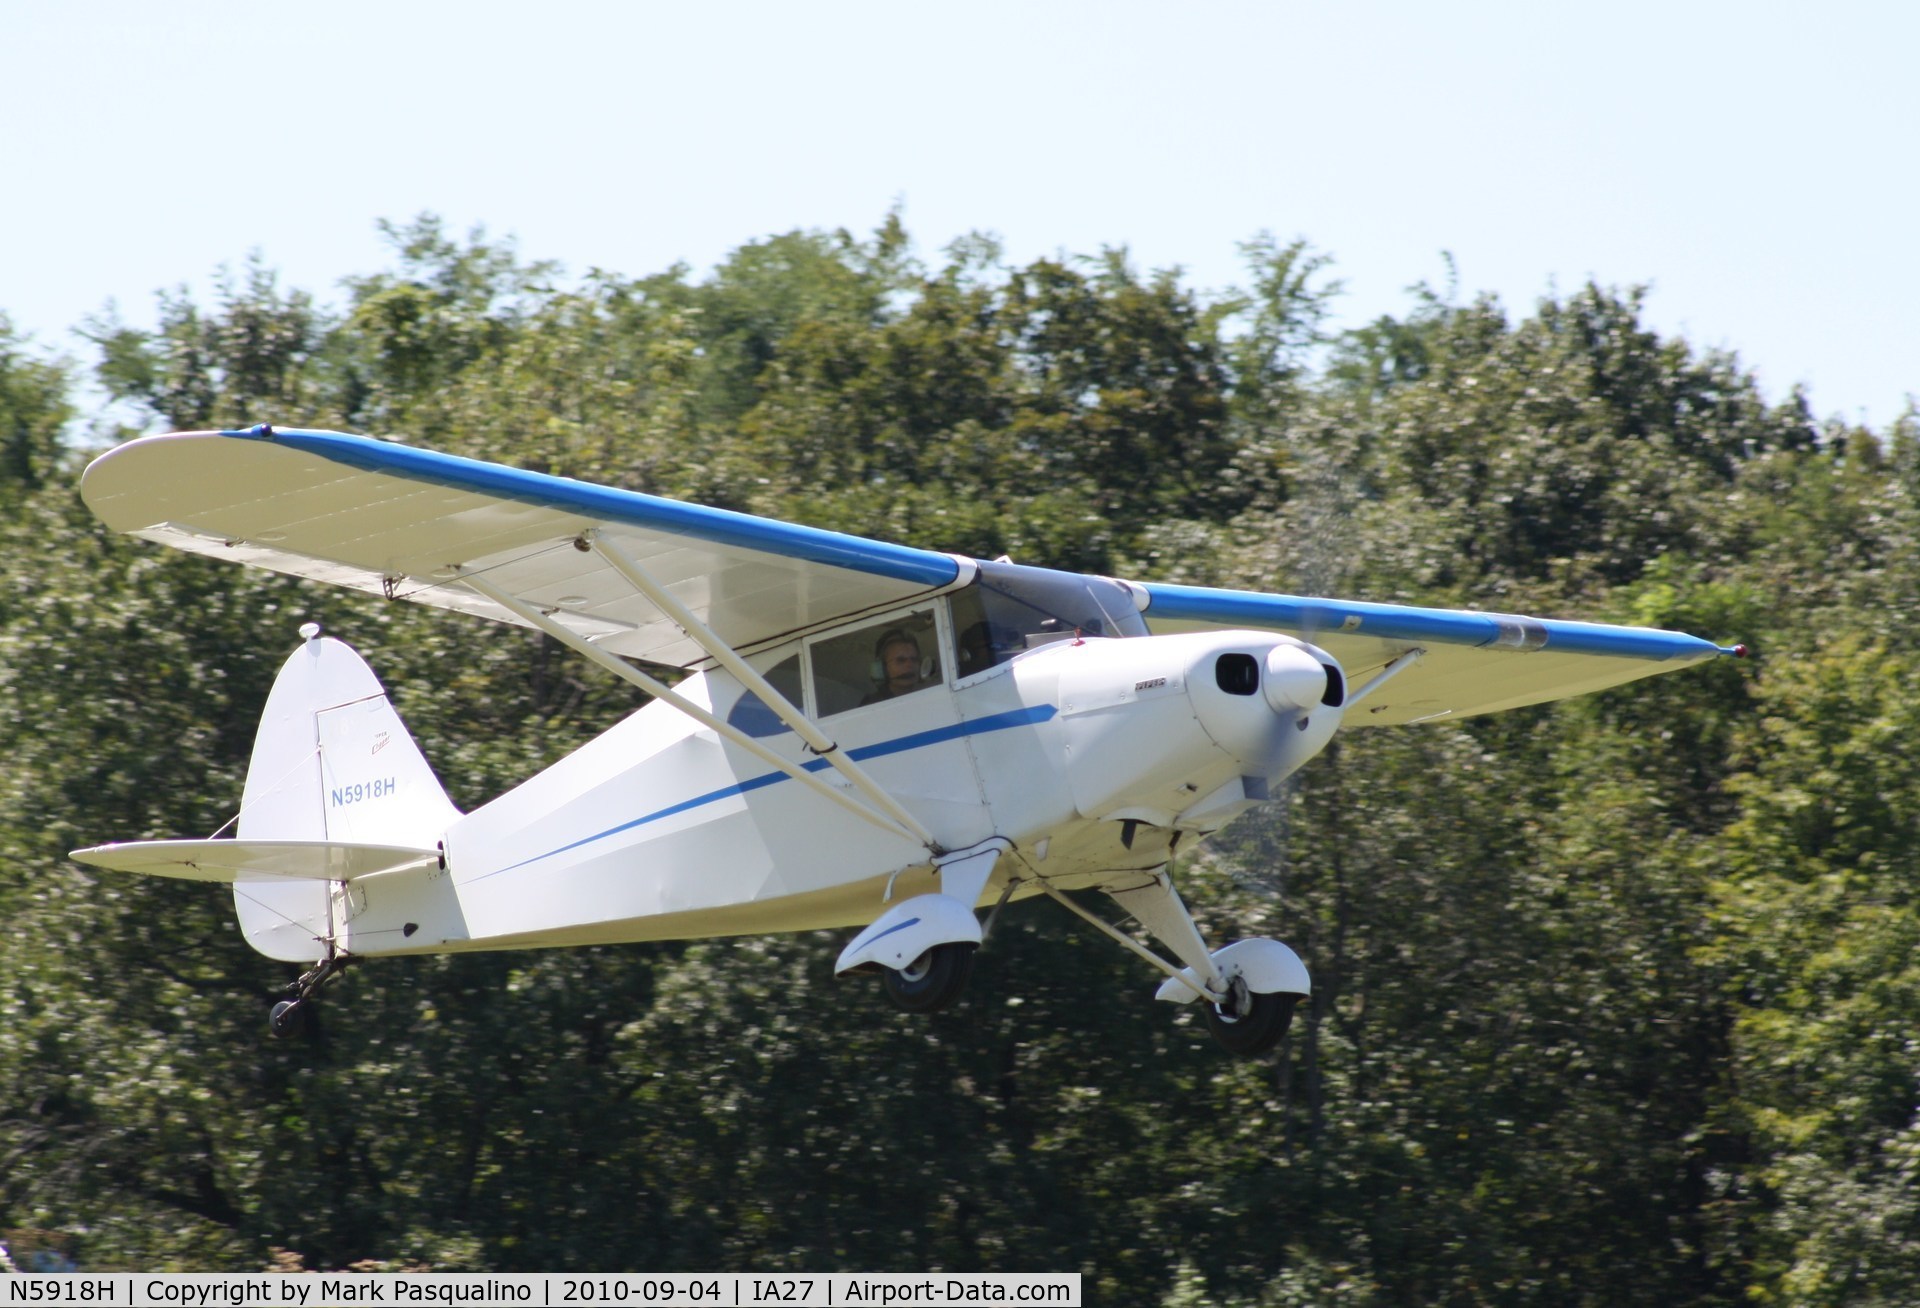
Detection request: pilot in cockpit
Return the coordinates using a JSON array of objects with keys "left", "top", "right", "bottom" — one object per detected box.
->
[{"left": 862, "top": 629, "right": 934, "bottom": 704}]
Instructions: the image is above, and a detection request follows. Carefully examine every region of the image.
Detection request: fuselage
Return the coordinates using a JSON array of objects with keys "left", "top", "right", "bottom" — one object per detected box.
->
[{"left": 340, "top": 574, "right": 1347, "bottom": 956}]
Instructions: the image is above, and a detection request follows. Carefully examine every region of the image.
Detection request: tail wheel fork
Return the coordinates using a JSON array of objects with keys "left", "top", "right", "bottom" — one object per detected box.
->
[{"left": 269, "top": 951, "right": 352, "bottom": 1038}]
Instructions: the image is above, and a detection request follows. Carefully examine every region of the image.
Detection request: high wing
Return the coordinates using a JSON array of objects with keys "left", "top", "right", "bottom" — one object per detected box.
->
[
  {"left": 1134, "top": 582, "right": 1738, "bottom": 727},
  {"left": 82, "top": 425, "right": 1737, "bottom": 721},
  {"left": 80, "top": 426, "right": 966, "bottom": 667}
]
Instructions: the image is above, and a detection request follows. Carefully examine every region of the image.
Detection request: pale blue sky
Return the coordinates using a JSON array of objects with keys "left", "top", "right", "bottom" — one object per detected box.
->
[{"left": 4, "top": 1, "right": 1914, "bottom": 427}]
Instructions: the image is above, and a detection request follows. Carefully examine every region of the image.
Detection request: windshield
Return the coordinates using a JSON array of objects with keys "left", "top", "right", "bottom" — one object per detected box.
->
[{"left": 949, "top": 560, "right": 1147, "bottom": 677}]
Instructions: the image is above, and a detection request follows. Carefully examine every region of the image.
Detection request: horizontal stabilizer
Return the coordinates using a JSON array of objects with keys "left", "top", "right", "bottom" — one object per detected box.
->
[{"left": 70, "top": 839, "right": 439, "bottom": 884}]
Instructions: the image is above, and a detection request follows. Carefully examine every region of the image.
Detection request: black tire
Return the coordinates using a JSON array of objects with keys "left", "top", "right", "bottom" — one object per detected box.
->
[
  {"left": 269, "top": 999, "right": 305, "bottom": 1039},
  {"left": 1203, "top": 980, "right": 1299, "bottom": 1056},
  {"left": 880, "top": 942, "right": 976, "bottom": 1014}
]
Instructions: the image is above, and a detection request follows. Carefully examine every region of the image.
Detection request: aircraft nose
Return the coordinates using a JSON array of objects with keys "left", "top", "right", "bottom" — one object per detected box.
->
[
  {"left": 1262, "top": 643, "right": 1343, "bottom": 713},
  {"left": 1187, "top": 637, "right": 1347, "bottom": 780}
]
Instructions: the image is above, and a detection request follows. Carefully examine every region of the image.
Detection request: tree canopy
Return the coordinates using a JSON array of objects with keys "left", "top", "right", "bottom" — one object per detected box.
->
[{"left": 3, "top": 215, "right": 1916, "bottom": 1304}]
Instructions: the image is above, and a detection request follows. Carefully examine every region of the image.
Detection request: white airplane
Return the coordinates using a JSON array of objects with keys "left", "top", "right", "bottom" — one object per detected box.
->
[{"left": 70, "top": 425, "right": 1743, "bottom": 1052}]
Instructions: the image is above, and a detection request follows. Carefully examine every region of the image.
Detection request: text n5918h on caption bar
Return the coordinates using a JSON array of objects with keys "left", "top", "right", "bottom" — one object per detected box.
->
[{"left": 3, "top": 1272, "right": 1081, "bottom": 1307}]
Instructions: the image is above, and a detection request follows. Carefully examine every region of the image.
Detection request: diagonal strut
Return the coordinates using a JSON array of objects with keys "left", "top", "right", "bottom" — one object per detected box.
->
[{"left": 453, "top": 566, "right": 934, "bottom": 851}]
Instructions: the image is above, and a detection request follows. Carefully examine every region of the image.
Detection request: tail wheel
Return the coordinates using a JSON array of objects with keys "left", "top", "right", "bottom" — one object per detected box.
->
[
  {"left": 1204, "top": 977, "right": 1300, "bottom": 1056},
  {"left": 880, "top": 942, "right": 976, "bottom": 1013},
  {"left": 269, "top": 999, "right": 306, "bottom": 1039}
]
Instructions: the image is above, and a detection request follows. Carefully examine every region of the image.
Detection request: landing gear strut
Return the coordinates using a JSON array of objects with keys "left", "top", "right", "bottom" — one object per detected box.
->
[
  {"left": 269, "top": 953, "right": 351, "bottom": 1038},
  {"left": 1027, "top": 871, "right": 1310, "bottom": 1058}
]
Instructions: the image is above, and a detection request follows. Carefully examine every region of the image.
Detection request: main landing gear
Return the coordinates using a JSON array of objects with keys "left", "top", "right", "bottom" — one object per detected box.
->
[
  {"left": 268, "top": 952, "right": 351, "bottom": 1038},
  {"left": 841, "top": 856, "right": 1309, "bottom": 1057},
  {"left": 834, "top": 840, "right": 1004, "bottom": 1017},
  {"left": 1202, "top": 976, "right": 1300, "bottom": 1056},
  {"left": 1052, "top": 875, "right": 1308, "bottom": 1057},
  {"left": 879, "top": 942, "right": 977, "bottom": 1014}
]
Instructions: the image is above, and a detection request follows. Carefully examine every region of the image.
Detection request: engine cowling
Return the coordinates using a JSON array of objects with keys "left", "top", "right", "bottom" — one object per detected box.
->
[{"left": 1045, "top": 631, "right": 1346, "bottom": 826}]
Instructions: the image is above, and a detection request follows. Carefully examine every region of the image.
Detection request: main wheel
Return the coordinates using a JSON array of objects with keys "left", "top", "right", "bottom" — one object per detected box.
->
[
  {"left": 269, "top": 999, "right": 306, "bottom": 1039},
  {"left": 1203, "top": 978, "right": 1299, "bottom": 1056},
  {"left": 880, "top": 942, "right": 976, "bottom": 1014}
]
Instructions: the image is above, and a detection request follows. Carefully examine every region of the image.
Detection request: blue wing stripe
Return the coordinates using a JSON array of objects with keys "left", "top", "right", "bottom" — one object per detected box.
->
[
  {"left": 1140, "top": 582, "right": 1728, "bottom": 661},
  {"left": 227, "top": 425, "right": 960, "bottom": 588}
]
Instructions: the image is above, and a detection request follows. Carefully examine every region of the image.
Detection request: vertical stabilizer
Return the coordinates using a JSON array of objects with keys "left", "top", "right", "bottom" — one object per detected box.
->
[{"left": 234, "top": 625, "right": 461, "bottom": 960}]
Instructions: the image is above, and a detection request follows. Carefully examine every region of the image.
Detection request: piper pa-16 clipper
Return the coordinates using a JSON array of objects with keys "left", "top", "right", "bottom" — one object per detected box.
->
[{"left": 72, "top": 426, "right": 1742, "bottom": 1052}]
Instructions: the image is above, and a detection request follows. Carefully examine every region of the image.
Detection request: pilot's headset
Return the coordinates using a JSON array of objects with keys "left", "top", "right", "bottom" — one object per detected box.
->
[{"left": 870, "top": 628, "right": 933, "bottom": 681}]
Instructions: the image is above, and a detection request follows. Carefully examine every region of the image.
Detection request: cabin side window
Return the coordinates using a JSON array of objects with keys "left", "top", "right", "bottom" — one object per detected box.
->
[
  {"left": 809, "top": 609, "right": 942, "bottom": 717},
  {"left": 724, "top": 652, "right": 805, "bottom": 738}
]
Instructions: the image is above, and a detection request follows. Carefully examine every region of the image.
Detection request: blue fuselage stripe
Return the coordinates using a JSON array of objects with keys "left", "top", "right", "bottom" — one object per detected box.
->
[{"left": 480, "top": 704, "right": 1056, "bottom": 879}]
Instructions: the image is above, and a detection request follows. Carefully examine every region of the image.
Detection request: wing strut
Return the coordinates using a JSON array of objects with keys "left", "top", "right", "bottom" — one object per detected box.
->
[
  {"left": 454, "top": 568, "right": 936, "bottom": 852},
  {"left": 1024, "top": 877, "right": 1229, "bottom": 1005},
  {"left": 582, "top": 529, "right": 941, "bottom": 849},
  {"left": 1346, "top": 648, "right": 1426, "bottom": 707}
]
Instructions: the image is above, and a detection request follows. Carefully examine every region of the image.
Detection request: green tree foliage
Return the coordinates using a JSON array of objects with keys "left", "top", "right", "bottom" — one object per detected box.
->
[
  {"left": 1703, "top": 640, "right": 1920, "bottom": 1305},
  {"left": 0, "top": 319, "right": 72, "bottom": 500},
  {"left": 2, "top": 215, "right": 1915, "bottom": 1303},
  {"left": 1296, "top": 285, "right": 1816, "bottom": 605}
]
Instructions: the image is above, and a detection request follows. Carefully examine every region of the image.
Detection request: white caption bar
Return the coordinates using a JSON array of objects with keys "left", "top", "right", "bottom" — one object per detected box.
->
[{"left": 3, "top": 1272, "right": 1080, "bottom": 1307}]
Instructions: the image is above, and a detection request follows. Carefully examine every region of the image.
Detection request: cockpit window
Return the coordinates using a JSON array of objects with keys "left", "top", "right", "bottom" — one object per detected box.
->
[
  {"left": 810, "top": 609, "right": 942, "bottom": 717},
  {"left": 949, "top": 560, "right": 1148, "bottom": 677},
  {"left": 725, "top": 653, "right": 805, "bottom": 738}
]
